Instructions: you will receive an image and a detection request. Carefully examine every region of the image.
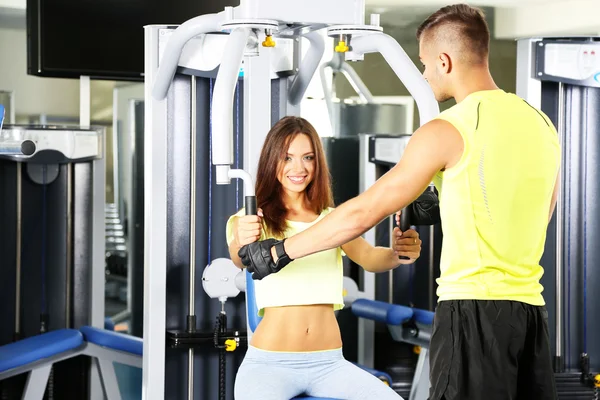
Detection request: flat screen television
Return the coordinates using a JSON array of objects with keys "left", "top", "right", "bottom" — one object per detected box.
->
[{"left": 26, "top": 0, "right": 239, "bottom": 81}]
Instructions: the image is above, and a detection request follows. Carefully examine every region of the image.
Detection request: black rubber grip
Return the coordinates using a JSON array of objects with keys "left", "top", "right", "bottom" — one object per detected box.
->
[
  {"left": 245, "top": 196, "right": 257, "bottom": 216},
  {"left": 398, "top": 206, "right": 412, "bottom": 260},
  {"left": 399, "top": 207, "right": 411, "bottom": 231}
]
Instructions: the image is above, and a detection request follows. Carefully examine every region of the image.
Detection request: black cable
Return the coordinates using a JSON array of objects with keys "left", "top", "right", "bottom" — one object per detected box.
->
[
  {"left": 220, "top": 312, "right": 227, "bottom": 400},
  {"left": 213, "top": 312, "right": 227, "bottom": 400},
  {"left": 219, "top": 344, "right": 225, "bottom": 400}
]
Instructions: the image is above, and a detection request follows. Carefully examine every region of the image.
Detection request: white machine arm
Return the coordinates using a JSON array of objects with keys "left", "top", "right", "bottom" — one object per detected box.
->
[
  {"left": 319, "top": 52, "right": 375, "bottom": 132},
  {"left": 320, "top": 53, "right": 374, "bottom": 104},
  {"left": 350, "top": 33, "right": 440, "bottom": 125},
  {"left": 339, "top": 62, "right": 375, "bottom": 103},
  {"left": 151, "top": 11, "right": 228, "bottom": 101},
  {"left": 288, "top": 31, "right": 326, "bottom": 106},
  {"left": 212, "top": 27, "right": 252, "bottom": 186}
]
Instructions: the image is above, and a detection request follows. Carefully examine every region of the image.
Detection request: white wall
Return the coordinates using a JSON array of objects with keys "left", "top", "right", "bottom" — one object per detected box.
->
[
  {"left": 495, "top": 0, "right": 600, "bottom": 39},
  {"left": 0, "top": 0, "right": 24, "bottom": 9},
  {"left": 0, "top": 27, "right": 81, "bottom": 120}
]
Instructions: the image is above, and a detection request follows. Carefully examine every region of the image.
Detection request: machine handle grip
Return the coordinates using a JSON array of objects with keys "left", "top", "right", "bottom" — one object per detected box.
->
[
  {"left": 398, "top": 206, "right": 412, "bottom": 260},
  {"left": 245, "top": 196, "right": 257, "bottom": 216}
]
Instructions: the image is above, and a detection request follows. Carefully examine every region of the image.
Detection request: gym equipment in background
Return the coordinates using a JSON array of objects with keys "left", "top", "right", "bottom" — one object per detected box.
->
[{"left": 0, "top": 124, "right": 105, "bottom": 398}]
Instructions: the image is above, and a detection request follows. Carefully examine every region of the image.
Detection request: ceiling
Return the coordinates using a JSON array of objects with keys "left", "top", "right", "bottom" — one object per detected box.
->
[{"left": 1, "top": 0, "right": 598, "bottom": 38}]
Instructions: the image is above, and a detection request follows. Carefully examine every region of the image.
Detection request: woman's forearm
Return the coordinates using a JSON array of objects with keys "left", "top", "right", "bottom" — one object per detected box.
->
[
  {"left": 361, "top": 247, "right": 401, "bottom": 273},
  {"left": 229, "top": 241, "right": 244, "bottom": 269},
  {"left": 227, "top": 217, "right": 245, "bottom": 269}
]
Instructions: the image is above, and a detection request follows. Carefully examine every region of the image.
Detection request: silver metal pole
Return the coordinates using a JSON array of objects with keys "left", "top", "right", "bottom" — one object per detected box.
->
[
  {"left": 15, "top": 162, "right": 22, "bottom": 337},
  {"left": 555, "top": 82, "right": 565, "bottom": 360},
  {"left": 188, "top": 74, "right": 197, "bottom": 400},
  {"left": 66, "top": 163, "right": 73, "bottom": 327}
]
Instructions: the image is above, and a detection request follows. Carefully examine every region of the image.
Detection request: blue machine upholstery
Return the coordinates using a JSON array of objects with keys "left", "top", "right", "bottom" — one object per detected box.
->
[
  {"left": 0, "top": 329, "right": 83, "bottom": 373},
  {"left": 412, "top": 308, "right": 435, "bottom": 325},
  {"left": 80, "top": 326, "right": 143, "bottom": 356},
  {"left": 104, "top": 317, "right": 115, "bottom": 331},
  {"left": 246, "top": 270, "right": 263, "bottom": 332},
  {"left": 352, "top": 299, "right": 436, "bottom": 327},
  {"left": 351, "top": 299, "right": 414, "bottom": 326}
]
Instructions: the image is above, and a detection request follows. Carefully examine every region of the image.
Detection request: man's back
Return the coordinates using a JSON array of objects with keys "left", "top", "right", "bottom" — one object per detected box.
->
[{"left": 433, "top": 89, "right": 560, "bottom": 305}]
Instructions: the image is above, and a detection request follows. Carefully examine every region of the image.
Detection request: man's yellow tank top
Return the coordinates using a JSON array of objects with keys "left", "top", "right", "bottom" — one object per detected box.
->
[{"left": 432, "top": 89, "right": 560, "bottom": 306}]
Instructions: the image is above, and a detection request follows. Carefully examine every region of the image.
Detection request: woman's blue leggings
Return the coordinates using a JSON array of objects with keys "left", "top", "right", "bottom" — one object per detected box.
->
[{"left": 234, "top": 346, "right": 403, "bottom": 400}]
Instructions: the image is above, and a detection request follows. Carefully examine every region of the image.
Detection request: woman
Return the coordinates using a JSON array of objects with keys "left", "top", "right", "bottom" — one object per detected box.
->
[{"left": 226, "top": 116, "right": 421, "bottom": 400}]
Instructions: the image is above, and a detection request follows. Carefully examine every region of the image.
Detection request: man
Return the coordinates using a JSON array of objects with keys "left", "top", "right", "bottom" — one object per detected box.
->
[{"left": 239, "top": 4, "right": 560, "bottom": 399}]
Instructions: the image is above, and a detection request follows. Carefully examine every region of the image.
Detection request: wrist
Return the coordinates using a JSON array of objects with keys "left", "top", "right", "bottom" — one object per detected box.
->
[
  {"left": 282, "top": 236, "right": 297, "bottom": 260},
  {"left": 270, "top": 238, "right": 294, "bottom": 265},
  {"left": 233, "top": 238, "right": 243, "bottom": 251},
  {"left": 382, "top": 249, "right": 398, "bottom": 270}
]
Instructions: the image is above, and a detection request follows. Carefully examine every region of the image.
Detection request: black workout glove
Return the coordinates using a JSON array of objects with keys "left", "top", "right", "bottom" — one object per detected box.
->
[
  {"left": 408, "top": 190, "right": 441, "bottom": 226},
  {"left": 238, "top": 239, "right": 294, "bottom": 280}
]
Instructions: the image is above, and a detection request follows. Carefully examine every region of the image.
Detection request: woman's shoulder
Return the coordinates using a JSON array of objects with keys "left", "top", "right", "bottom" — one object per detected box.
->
[{"left": 321, "top": 206, "right": 336, "bottom": 215}]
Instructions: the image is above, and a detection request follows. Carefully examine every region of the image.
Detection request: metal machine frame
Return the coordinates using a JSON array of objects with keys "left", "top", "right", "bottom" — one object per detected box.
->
[
  {"left": 143, "top": 1, "right": 439, "bottom": 397},
  {"left": 0, "top": 124, "right": 106, "bottom": 399},
  {"left": 517, "top": 36, "right": 600, "bottom": 382}
]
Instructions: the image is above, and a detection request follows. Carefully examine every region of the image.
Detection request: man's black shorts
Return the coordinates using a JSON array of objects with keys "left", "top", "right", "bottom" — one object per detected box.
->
[{"left": 429, "top": 300, "right": 557, "bottom": 400}]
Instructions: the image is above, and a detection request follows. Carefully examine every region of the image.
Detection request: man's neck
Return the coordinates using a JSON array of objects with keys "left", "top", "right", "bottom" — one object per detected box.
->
[{"left": 452, "top": 67, "right": 499, "bottom": 103}]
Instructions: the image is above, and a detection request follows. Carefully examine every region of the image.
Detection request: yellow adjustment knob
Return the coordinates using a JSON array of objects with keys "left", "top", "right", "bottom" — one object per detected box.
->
[
  {"left": 342, "top": 289, "right": 348, "bottom": 297},
  {"left": 594, "top": 374, "right": 600, "bottom": 388},
  {"left": 262, "top": 35, "right": 276, "bottom": 47},
  {"left": 225, "top": 339, "right": 237, "bottom": 352},
  {"left": 335, "top": 40, "right": 349, "bottom": 53},
  {"left": 413, "top": 345, "right": 421, "bottom": 355}
]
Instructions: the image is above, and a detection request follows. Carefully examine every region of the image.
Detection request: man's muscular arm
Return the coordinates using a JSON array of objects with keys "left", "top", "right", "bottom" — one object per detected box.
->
[{"left": 238, "top": 119, "right": 464, "bottom": 278}]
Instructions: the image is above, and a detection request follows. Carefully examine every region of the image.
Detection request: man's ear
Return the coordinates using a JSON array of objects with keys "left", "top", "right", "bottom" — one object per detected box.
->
[{"left": 437, "top": 53, "right": 452, "bottom": 74}]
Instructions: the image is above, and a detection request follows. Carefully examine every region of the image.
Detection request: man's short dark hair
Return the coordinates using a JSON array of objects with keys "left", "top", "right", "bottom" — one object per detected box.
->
[{"left": 416, "top": 4, "right": 490, "bottom": 63}]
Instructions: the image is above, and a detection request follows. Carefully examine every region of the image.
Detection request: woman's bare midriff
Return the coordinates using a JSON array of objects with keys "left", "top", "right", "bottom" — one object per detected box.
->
[{"left": 250, "top": 304, "right": 343, "bottom": 352}]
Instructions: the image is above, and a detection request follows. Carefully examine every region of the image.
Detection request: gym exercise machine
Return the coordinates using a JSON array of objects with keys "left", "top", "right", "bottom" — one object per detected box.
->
[
  {"left": 517, "top": 36, "right": 600, "bottom": 397},
  {"left": 144, "top": 0, "right": 439, "bottom": 398},
  {"left": 0, "top": 123, "right": 106, "bottom": 398}
]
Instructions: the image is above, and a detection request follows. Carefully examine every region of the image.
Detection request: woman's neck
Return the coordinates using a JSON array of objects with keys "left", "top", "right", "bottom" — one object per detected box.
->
[{"left": 282, "top": 190, "right": 309, "bottom": 212}]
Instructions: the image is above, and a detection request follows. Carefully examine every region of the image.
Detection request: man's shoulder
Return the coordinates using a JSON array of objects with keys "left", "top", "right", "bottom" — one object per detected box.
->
[
  {"left": 440, "top": 95, "right": 481, "bottom": 115},
  {"left": 435, "top": 97, "right": 482, "bottom": 134}
]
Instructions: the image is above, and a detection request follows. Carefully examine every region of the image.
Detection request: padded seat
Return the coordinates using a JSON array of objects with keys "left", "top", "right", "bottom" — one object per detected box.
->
[
  {"left": 0, "top": 329, "right": 83, "bottom": 373},
  {"left": 80, "top": 326, "right": 143, "bottom": 356},
  {"left": 351, "top": 299, "right": 414, "bottom": 326}
]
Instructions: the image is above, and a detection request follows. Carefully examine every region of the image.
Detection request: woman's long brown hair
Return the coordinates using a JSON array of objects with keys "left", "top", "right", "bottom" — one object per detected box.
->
[{"left": 255, "top": 116, "right": 333, "bottom": 238}]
